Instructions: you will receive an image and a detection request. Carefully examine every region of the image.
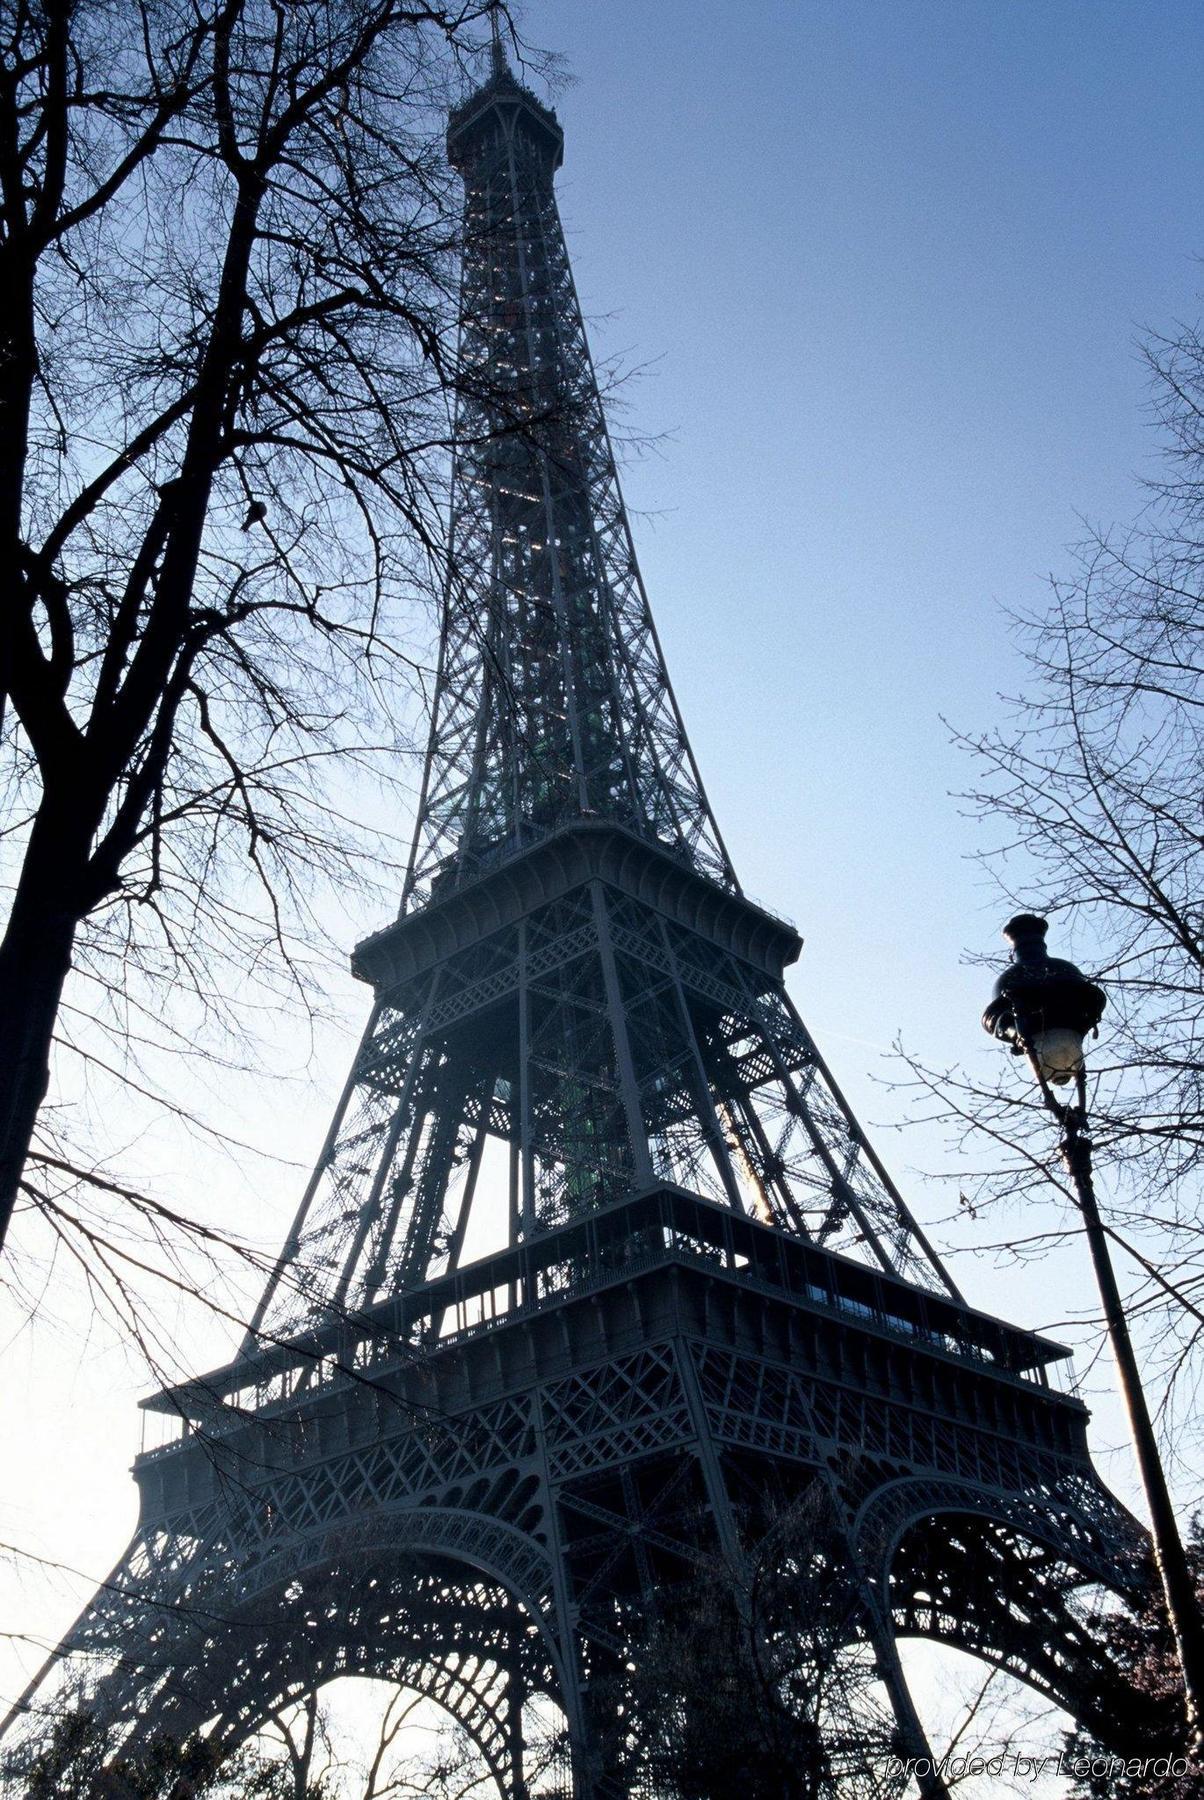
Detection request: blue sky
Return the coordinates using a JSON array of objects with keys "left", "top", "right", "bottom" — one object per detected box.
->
[{"left": 519, "top": 0, "right": 1203, "bottom": 1069}]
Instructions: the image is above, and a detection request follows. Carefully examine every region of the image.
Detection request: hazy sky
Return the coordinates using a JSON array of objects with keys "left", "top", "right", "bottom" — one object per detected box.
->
[{"left": 3, "top": 0, "right": 1202, "bottom": 1777}]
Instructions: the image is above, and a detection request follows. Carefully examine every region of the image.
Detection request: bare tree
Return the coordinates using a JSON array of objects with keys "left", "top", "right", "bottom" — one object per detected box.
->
[
  {"left": 0, "top": 0, "right": 534, "bottom": 1276},
  {"left": 278, "top": 1684, "right": 564, "bottom": 1800},
  {"left": 614, "top": 1491, "right": 906, "bottom": 1800},
  {"left": 0, "top": 12, "right": 591, "bottom": 1776},
  {"left": 896, "top": 315, "right": 1204, "bottom": 1446},
  {"left": 1, "top": 1703, "right": 304, "bottom": 1796},
  {"left": 1061, "top": 1521, "right": 1204, "bottom": 1800},
  {"left": 4, "top": 1678, "right": 566, "bottom": 1799}
]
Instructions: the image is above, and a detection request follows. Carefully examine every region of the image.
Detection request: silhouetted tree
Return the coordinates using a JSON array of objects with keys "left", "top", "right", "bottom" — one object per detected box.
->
[
  {"left": 899, "top": 313, "right": 1204, "bottom": 1439},
  {"left": 0, "top": 0, "right": 529, "bottom": 1270},
  {"left": 613, "top": 1491, "right": 905, "bottom": 1800},
  {"left": 1, "top": 1706, "right": 299, "bottom": 1798},
  {"left": 4, "top": 1681, "right": 567, "bottom": 1799},
  {"left": 1061, "top": 1522, "right": 1204, "bottom": 1799}
]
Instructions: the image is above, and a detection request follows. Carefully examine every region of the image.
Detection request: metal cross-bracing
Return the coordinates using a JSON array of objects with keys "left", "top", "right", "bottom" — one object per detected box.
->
[
  {"left": 248, "top": 843, "right": 958, "bottom": 1341},
  {"left": 406, "top": 59, "right": 735, "bottom": 910},
  {"left": 9, "top": 1218, "right": 1144, "bottom": 1795},
  {"left": 4, "top": 47, "right": 1152, "bottom": 1800},
  {"left": 242, "top": 56, "right": 959, "bottom": 1344}
]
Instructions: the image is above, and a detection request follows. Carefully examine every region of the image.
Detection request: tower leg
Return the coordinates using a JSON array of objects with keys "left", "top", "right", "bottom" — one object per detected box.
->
[
  {"left": 505, "top": 1671, "right": 540, "bottom": 1800},
  {"left": 863, "top": 1600, "right": 949, "bottom": 1800}
]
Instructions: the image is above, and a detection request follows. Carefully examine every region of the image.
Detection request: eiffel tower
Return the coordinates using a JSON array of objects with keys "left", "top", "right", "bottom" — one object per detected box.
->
[{"left": 9, "top": 43, "right": 1143, "bottom": 1800}]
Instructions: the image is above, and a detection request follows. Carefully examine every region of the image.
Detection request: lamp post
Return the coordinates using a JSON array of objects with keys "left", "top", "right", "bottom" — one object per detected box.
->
[{"left": 983, "top": 913, "right": 1204, "bottom": 1756}]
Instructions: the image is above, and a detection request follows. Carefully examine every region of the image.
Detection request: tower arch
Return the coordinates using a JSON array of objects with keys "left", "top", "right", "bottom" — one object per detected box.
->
[{"left": 854, "top": 1474, "right": 1145, "bottom": 1746}]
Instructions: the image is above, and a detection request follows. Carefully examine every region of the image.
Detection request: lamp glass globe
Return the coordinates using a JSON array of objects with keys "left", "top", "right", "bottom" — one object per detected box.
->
[{"left": 1032, "top": 1026, "right": 1085, "bottom": 1086}]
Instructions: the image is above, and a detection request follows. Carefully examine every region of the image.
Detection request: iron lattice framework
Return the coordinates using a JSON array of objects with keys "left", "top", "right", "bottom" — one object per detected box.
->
[{"left": 8, "top": 50, "right": 1145, "bottom": 1800}]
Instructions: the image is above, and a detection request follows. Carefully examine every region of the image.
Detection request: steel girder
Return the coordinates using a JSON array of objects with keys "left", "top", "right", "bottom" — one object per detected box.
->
[
  {"left": 412, "top": 60, "right": 734, "bottom": 910},
  {"left": 251, "top": 873, "right": 959, "bottom": 1342},
  {"left": 13, "top": 1254, "right": 1145, "bottom": 1796}
]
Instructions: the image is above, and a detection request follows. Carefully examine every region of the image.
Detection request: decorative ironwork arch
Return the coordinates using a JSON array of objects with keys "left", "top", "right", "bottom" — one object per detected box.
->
[
  {"left": 854, "top": 1475, "right": 1145, "bottom": 1746},
  {"left": 106, "top": 1531, "right": 566, "bottom": 1799},
  {"left": 212, "top": 1647, "right": 539, "bottom": 1800},
  {"left": 855, "top": 1471, "right": 1143, "bottom": 1594}
]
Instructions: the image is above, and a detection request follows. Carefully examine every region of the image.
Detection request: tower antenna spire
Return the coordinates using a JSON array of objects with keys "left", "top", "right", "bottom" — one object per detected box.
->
[{"left": 489, "top": 4, "right": 507, "bottom": 80}]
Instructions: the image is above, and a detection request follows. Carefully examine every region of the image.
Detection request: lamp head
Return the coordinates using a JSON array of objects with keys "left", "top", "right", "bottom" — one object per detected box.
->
[{"left": 981, "top": 915, "right": 1106, "bottom": 1086}]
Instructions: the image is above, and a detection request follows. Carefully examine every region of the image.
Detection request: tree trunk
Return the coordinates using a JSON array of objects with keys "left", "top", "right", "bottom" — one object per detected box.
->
[{"left": 0, "top": 798, "right": 93, "bottom": 1245}]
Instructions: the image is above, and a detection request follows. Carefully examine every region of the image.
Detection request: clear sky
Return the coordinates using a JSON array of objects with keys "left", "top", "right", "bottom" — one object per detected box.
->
[
  {"left": 3, "top": 0, "right": 1202, "bottom": 1779},
  {"left": 518, "top": 0, "right": 1203, "bottom": 1051},
  {"left": 514, "top": 0, "right": 1204, "bottom": 1474}
]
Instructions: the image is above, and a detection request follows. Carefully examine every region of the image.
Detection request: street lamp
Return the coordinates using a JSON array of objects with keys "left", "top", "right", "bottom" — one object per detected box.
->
[{"left": 983, "top": 913, "right": 1204, "bottom": 1756}]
